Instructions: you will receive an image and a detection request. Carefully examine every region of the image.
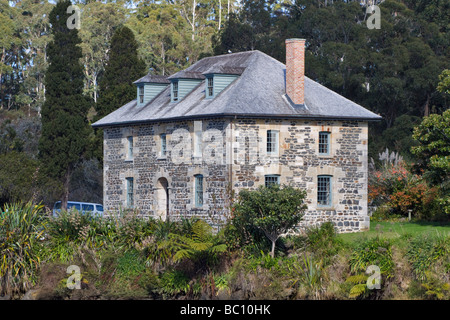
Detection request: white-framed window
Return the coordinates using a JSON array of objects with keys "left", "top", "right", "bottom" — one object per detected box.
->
[
  {"left": 138, "top": 86, "right": 144, "bottom": 104},
  {"left": 266, "top": 130, "right": 279, "bottom": 154},
  {"left": 318, "top": 131, "right": 331, "bottom": 155},
  {"left": 126, "top": 177, "right": 134, "bottom": 208},
  {"left": 207, "top": 76, "right": 214, "bottom": 98},
  {"left": 317, "top": 175, "right": 332, "bottom": 207},
  {"left": 194, "top": 174, "right": 203, "bottom": 207},
  {"left": 265, "top": 174, "right": 280, "bottom": 187},
  {"left": 127, "top": 136, "right": 133, "bottom": 159},
  {"left": 160, "top": 133, "right": 167, "bottom": 157},
  {"left": 172, "top": 81, "right": 179, "bottom": 102}
]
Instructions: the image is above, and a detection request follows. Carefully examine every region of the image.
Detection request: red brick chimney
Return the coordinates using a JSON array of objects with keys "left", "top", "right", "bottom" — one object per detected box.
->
[{"left": 285, "top": 38, "right": 305, "bottom": 105}]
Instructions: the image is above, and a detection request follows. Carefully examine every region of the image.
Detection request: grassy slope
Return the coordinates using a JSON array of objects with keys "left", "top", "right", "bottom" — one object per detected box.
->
[{"left": 337, "top": 221, "right": 450, "bottom": 244}]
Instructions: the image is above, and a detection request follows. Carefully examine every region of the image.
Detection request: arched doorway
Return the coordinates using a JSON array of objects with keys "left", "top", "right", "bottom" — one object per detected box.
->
[{"left": 156, "top": 177, "right": 169, "bottom": 221}]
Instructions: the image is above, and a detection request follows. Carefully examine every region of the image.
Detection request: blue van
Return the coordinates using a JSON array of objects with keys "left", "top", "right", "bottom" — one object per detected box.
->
[{"left": 53, "top": 201, "right": 104, "bottom": 217}]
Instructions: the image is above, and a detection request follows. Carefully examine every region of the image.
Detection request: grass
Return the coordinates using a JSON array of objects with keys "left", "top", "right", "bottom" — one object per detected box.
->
[{"left": 337, "top": 221, "right": 450, "bottom": 244}]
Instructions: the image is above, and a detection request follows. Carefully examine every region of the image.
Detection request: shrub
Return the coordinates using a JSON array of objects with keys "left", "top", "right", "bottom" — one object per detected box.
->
[
  {"left": 158, "top": 269, "right": 192, "bottom": 298},
  {"left": 231, "top": 184, "right": 307, "bottom": 257},
  {"left": 0, "top": 202, "right": 46, "bottom": 297},
  {"left": 405, "top": 234, "right": 450, "bottom": 281},
  {"left": 349, "top": 237, "right": 394, "bottom": 278},
  {"left": 161, "top": 219, "right": 227, "bottom": 273},
  {"left": 305, "top": 222, "right": 342, "bottom": 261}
]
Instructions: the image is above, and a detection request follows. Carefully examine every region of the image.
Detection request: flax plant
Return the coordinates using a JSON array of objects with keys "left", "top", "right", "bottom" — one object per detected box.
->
[{"left": 0, "top": 202, "right": 46, "bottom": 297}]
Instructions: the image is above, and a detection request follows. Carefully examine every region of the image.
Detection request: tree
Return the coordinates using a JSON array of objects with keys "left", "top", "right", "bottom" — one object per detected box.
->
[
  {"left": 95, "top": 25, "right": 145, "bottom": 120},
  {"left": 78, "top": 1, "right": 127, "bottom": 103},
  {"left": 38, "top": 0, "right": 91, "bottom": 210},
  {"left": 93, "top": 25, "right": 146, "bottom": 161},
  {"left": 411, "top": 109, "right": 450, "bottom": 186},
  {"left": 233, "top": 184, "right": 307, "bottom": 257}
]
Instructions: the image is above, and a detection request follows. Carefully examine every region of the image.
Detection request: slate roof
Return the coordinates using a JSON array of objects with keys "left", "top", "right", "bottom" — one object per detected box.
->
[
  {"left": 133, "top": 74, "right": 170, "bottom": 84},
  {"left": 93, "top": 50, "right": 381, "bottom": 128}
]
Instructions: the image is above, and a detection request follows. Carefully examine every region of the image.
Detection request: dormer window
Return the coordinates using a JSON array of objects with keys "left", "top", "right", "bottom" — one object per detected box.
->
[
  {"left": 138, "top": 86, "right": 144, "bottom": 104},
  {"left": 206, "top": 76, "right": 214, "bottom": 98},
  {"left": 133, "top": 73, "right": 169, "bottom": 107},
  {"left": 172, "top": 81, "right": 179, "bottom": 102}
]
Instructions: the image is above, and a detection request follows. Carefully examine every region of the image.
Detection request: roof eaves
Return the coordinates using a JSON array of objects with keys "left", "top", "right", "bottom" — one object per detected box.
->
[{"left": 92, "top": 112, "right": 382, "bottom": 128}]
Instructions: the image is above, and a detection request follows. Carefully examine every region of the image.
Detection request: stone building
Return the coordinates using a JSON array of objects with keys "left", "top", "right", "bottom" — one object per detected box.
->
[{"left": 92, "top": 39, "right": 381, "bottom": 233}]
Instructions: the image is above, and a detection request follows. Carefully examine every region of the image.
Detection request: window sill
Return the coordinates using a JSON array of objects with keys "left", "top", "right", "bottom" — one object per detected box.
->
[
  {"left": 125, "top": 159, "right": 133, "bottom": 163},
  {"left": 318, "top": 154, "right": 333, "bottom": 158},
  {"left": 157, "top": 156, "right": 167, "bottom": 160},
  {"left": 316, "top": 206, "right": 335, "bottom": 211}
]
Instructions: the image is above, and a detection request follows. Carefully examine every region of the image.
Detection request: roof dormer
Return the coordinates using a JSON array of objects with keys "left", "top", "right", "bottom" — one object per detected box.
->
[
  {"left": 133, "top": 74, "right": 170, "bottom": 107},
  {"left": 202, "top": 66, "right": 243, "bottom": 99},
  {"left": 168, "top": 71, "right": 204, "bottom": 103}
]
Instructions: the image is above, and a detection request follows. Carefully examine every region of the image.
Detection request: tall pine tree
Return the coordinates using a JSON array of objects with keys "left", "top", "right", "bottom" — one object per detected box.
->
[
  {"left": 93, "top": 25, "right": 146, "bottom": 160},
  {"left": 38, "top": 0, "right": 91, "bottom": 210}
]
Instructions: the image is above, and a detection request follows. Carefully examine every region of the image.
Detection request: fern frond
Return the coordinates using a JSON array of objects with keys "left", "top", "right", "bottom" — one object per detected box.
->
[
  {"left": 349, "top": 283, "right": 367, "bottom": 298},
  {"left": 346, "top": 274, "right": 368, "bottom": 284}
]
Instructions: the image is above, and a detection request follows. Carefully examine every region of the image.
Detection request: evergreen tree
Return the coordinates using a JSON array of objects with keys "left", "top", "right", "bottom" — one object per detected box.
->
[
  {"left": 95, "top": 25, "right": 146, "bottom": 120},
  {"left": 38, "top": 0, "right": 91, "bottom": 210},
  {"left": 93, "top": 25, "right": 146, "bottom": 161}
]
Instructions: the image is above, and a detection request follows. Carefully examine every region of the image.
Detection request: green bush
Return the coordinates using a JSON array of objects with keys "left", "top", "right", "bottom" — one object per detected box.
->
[
  {"left": 305, "top": 222, "right": 342, "bottom": 260},
  {"left": 349, "top": 237, "right": 394, "bottom": 278},
  {"left": 231, "top": 184, "right": 307, "bottom": 258},
  {"left": 406, "top": 234, "right": 450, "bottom": 281},
  {"left": 158, "top": 269, "right": 192, "bottom": 298}
]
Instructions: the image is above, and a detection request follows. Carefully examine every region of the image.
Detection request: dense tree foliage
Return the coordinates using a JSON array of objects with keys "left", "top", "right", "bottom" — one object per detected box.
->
[{"left": 38, "top": 0, "right": 91, "bottom": 210}]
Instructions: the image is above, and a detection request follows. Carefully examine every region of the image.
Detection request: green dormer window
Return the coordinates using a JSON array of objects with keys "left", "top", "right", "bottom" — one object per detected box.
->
[
  {"left": 133, "top": 74, "right": 169, "bottom": 107},
  {"left": 206, "top": 76, "right": 214, "bottom": 98},
  {"left": 202, "top": 73, "right": 239, "bottom": 100}
]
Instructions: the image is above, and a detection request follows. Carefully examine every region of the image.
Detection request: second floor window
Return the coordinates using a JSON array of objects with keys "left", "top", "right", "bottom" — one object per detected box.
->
[
  {"left": 127, "top": 136, "right": 133, "bottom": 159},
  {"left": 267, "top": 130, "right": 279, "bottom": 154},
  {"left": 138, "top": 86, "right": 144, "bottom": 104},
  {"left": 160, "top": 134, "right": 167, "bottom": 157},
  {"left": 319, "top": 131, "right": 330, "bottom": 155}
]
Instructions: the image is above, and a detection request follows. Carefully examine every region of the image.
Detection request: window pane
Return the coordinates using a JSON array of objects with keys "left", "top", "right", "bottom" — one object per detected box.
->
[
  {"left": 161, "top": 134, "right": 167, "bottom": 156},
  {"left": 139, "top": 86, "right": 144, "bottom": 103},
  {"left": 127, "top": 178, "right": 134, "bottom": 208},
  {"left": 319, "top": 132, "right": 330, "bottom": 155},
  {"left": 96, "top": 205, "right": 104, "bottom": 212},
  {"left": 68, "top": 203, "right": 81, "bottom": 210},
  {"left": 207, "top": 77, "right": 214, "bottom": 97},
  {"left": 127, "top": 136, "right": 133, "bottom": 158},
  {"left": 173, "top": 82, "right": 178, "bottom": 101},
  {"left": 267, "top": 130, "right": 278, "bottom": 153},
  {"left": 317, "top": 176, "right": 331, "bottom": 206},
  {"left": 265, "top": 175, "right": 280, "bottom": 187},
  {"left": 195, "top": 175, "right": 203, "bottom": 207},
  {"left": 82, "top": 204, "right": 94, "bottom": 211}
]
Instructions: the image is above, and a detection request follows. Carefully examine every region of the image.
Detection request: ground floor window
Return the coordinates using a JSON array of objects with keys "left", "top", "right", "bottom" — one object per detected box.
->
[
  {"left": 126, "top": 177, "right": 134, "bottom": 208},
  {"left": 317, "top": 175, "right": 332, "bottom": 206},
  {"left": 265, "top": 174, "right": 280, "bottom": 187},
  {"left": 194, "top": 174, "right": 203, "bottom": 207}
]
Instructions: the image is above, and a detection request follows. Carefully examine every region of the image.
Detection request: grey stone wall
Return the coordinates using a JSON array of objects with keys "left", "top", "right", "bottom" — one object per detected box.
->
[{"left": 102, "top": 118, "right": 369, "bottom": 233}]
